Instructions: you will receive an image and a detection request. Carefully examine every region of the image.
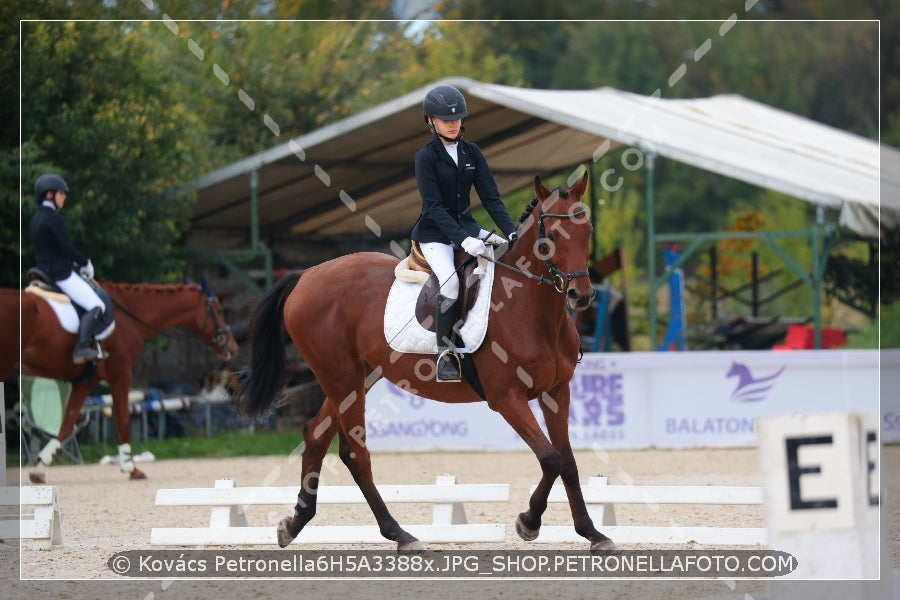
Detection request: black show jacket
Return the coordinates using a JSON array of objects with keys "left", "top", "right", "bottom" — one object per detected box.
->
[
  {"left": 410, "top": 136, "right": 516, "bottom": 246},
  {"left": 29, "top": 205, "right": 88, "bottom": 281}
]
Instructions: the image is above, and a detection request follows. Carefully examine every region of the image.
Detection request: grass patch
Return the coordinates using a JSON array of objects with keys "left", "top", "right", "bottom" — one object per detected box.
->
[
  {"left": 7, "top": 428, "right": 338, "bottom": 468},
  {"left": 844, "top": 301, "right": 900, "bottom": 349}
]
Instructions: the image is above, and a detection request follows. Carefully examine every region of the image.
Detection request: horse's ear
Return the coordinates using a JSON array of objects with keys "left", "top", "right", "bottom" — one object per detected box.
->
[
  {"left": 199, "top": 276, "right": 213, "bottom": 297},
  {"left": 534, "top": 175, "right": 552, "bottom": 201},
  {"left": 570, "top": 170, "right": 589, "bottom": 200}
]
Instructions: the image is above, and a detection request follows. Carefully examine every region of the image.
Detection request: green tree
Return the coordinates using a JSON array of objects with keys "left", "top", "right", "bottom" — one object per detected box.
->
[{"left": 16, "top": 20, "right": 210, "bottom": 285}]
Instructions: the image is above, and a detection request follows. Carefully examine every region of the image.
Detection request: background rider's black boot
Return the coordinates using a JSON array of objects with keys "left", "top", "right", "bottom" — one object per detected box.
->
[
  {"left": 435, "top": 294, "right": 461, "bottom": 382},
  {"left": 72, "top": 307, "right": 102, "bottom": 364}
]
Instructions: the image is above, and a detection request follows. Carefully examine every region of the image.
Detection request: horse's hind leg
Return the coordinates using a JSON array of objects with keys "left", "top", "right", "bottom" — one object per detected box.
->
[
  {"left": 334, "top": 392, "right": 422, "bottom": 552},
  {"left": 539, "top": 384, "right": 616, "bottom": 552},
  {"left": 277, "top": 398, "right": 341, "bottom": 547},
  {"left": 28, "top": 380, "right": 95, "bottom": 484}
]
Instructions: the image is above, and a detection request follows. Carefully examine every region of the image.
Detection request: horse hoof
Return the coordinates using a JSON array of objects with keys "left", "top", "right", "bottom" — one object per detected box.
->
[
  {"left": 129, "top": 469, "right": 148, "bottom": 480},
  {"left": 397, "top": 539, "right": 423, "bottom": 553},
  {"left": 591, "top": 539, "right": 618, "bottom": 552},
  {"left": 28, "top": 472, "right": 46, "bottom": 485},
  {"left": 276, "top": 518, "right": 296, "bottom": 548},
  {"left": 515, "top": 515, "right": 539, "bottom": 541}
]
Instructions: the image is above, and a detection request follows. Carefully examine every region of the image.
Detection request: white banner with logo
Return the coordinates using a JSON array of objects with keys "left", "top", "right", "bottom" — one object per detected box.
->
[
  {"left": 882, "top": 350, "right": 900, "bottom": 444},
  {"left": 362, "top": 349, "right": 894, "bottom": 451}
]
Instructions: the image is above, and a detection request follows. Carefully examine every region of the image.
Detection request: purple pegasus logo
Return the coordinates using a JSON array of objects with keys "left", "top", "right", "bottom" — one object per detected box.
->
[{"left": 726, "top": 361, "right": 786, "bottom": 403}]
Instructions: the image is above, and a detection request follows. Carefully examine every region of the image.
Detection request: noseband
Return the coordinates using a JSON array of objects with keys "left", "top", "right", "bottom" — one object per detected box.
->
[{"left": 536, "top": 203, "right": 591, "bottom": 293}]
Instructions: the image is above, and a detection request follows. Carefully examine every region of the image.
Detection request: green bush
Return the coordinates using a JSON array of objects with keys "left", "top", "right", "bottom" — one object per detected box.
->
[{"left": 844, "top": 301, "right": 900, "bottom": 349}]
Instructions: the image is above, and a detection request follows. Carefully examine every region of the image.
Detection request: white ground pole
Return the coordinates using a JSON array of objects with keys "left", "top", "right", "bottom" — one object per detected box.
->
[{"left": 758, "top": 411, "right": 893, "bottom": 599}]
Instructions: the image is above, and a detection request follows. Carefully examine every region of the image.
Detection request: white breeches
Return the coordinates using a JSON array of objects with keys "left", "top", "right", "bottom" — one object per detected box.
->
[
  {"left": 56, "top": 272, "right": 104, "bottom": 312},
  {"left": 418, "top": 242, "right": 459, "bottom": 299}
]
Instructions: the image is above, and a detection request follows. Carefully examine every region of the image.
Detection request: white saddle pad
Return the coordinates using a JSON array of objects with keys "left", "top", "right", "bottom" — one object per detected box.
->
[
  {"left": 36, "top": 294, "right": 115, "bottom": 340},
  {"left": 384, "top": 260, "right": 494, "bottom": 354}
]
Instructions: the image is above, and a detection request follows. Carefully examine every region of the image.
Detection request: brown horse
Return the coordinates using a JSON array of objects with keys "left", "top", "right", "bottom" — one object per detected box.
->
[
  {"left": 233, "top": 172, "right": 617, "bottom": 552},
  {"left": 1, "top": 280, "right": 238, "bottom": 481}
]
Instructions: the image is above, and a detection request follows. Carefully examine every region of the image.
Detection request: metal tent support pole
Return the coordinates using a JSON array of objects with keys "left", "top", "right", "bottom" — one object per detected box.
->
[
  {"left": 250, "top": 169, "right": 260, "bottom": 251},
  {"left": 589, "top": 162, "right": 600, "bottom": 263},
  {"left": 646, "top": 152, "right": 658, "bottom": 350}
]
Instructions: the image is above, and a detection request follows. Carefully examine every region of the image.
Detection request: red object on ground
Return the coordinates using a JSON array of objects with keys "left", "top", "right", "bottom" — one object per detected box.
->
[{"left": 772, "top": 325, "right": 847, "bottom": 350}]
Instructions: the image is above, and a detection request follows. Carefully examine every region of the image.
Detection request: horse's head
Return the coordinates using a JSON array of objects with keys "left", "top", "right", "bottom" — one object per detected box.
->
[
  {"left": 197, "top": 278, "right": 239, "bottom": 362},
  {"left": 528, "top": 171, "right": 595, "bottom": 311}
]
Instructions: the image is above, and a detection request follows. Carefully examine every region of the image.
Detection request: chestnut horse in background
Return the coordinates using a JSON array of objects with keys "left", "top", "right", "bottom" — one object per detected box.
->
[
  {"left": 234, "top": 173, "right": 617, "bottom": 552},
  {"left": 0, "top": 280, "right": 238, "bottom": 481}
]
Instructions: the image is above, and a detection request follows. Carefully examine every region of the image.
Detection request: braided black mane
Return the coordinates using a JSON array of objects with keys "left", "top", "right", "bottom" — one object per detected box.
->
[
  {"left": 517, "top": 197, "right": 540, "bottom": 224},
  {"left": 517, "top": 187, "right": 570, "bottom": 224}
]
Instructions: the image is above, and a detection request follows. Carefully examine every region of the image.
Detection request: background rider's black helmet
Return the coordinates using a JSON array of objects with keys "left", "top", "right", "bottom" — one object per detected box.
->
[
  {"left": 423, "top": 85, "right": 468, "bottom": 120},
  {"left": 34, "top": 173, "right": 69, "bottom": 205}
]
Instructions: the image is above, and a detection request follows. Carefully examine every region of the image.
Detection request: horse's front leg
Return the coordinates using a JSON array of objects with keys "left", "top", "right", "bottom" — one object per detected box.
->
[
  {"left": 29, "top": 380, "right": 94, "bottom": 484},
  {"left": 487, "top": 389, "right": 564, "bottom": 543},
  {"left": 107, "top": 379, "right": 146, "bottom": 480},
  {"left": 539, "top": 383, "right": 616, "bottom": 552}
]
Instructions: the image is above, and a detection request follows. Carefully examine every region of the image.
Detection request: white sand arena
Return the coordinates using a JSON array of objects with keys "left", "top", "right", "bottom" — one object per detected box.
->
[{"left": 3, "top": 445, "right": 897, "bottom": 599}]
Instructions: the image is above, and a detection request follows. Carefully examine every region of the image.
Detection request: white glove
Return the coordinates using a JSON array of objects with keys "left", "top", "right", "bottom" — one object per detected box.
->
[
  {"left": 79, "top": 259, "right": 94, "bottom": 280},
  {"left": 461, "top": 236, "right": 487, "bottom": 257},
  {"left": 483, "top": 233, "right": 507, "bottom": 246}
]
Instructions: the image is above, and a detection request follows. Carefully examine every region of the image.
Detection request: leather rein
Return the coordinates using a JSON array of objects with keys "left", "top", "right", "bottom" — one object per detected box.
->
[{"left": 110, "top": 291, "right": 232, "bottom": 355}]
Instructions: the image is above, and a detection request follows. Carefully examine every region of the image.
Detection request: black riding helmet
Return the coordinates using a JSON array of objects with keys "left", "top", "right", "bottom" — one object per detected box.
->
[
  {"left": 34, "top": 173, "right": 69, "bottom": 205},
  {"left": 423, "top": 85, "right": 468, "bottom": 121}
]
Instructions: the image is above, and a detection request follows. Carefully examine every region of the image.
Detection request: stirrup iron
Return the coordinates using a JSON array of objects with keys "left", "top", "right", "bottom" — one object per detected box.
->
[{"left": 436, "top": 349, "right": 462, "bottom": 383}]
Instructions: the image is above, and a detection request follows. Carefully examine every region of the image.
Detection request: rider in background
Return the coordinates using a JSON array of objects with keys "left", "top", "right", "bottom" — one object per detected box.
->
[
  {"left": 410, "top": 85, "right": 518, "bottom": 383},
  {"left": 30, "top": 173, "right": 106, "bottom": 364}
]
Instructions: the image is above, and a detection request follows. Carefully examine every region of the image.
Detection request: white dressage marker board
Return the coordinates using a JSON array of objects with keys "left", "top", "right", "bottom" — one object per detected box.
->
[
  {"left": 151, "top": 474, "right": 509, "bottom": 546},
  {"left": 0, "top": 485, "right": 64, "bottom": 548},
  {"left": 758, "top": 412, "right": 879, "bottom": 583},
  {"left": 530, "top": 476, "right": 766, "bottom": 546}
]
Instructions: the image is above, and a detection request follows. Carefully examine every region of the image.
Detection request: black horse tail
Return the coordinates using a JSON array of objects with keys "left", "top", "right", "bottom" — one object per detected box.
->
[{"left": 232, "top": 272, "right": 302, "bottom": 422}]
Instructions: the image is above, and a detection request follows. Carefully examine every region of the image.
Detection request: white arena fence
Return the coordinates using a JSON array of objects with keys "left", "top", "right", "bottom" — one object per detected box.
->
[
  {"left": 150, "top": 475, "right": 766, "bottom": 547},
  {"left": 151, "top": 474, "right": 509, "bottom": 546},
  {"left": 531, "top": 476, "right": 766, "bottom": 546},
  {"left": 0, "top": 485, "right": 64, "bottom": 548}
]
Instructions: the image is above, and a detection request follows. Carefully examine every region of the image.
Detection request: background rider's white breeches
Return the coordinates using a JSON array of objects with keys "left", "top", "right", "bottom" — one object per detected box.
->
[{"left": 56, "top": 271, "right": 105, "bottom": 312}]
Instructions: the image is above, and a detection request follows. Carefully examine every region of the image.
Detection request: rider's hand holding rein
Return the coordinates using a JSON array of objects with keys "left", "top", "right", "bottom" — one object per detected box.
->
[
  {"left": 79, "top": 259, "right": 94, "bottom": 280},
  {"left": 461, "top": 236, "right": 488, "bottom": 257}
]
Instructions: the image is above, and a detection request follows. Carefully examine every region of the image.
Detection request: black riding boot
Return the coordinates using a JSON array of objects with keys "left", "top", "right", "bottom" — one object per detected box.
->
[
  {"left": 72, "top": 307, "right": 102, "bottom": 364},
  {"left": 435, "top": 294, "right": 461, "bottom": 383}
]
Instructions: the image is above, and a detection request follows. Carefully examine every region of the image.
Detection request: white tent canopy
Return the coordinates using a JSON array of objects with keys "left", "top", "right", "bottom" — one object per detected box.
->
[
  {"left": 192, "top": 77, "right": 898, "bottom": 249},
  {"left": 451, "top": 79, "right": 899, "bottom": 237}
]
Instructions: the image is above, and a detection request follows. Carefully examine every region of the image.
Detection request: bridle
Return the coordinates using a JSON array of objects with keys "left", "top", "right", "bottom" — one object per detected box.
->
[
  {"left": 536, "top": 202, "right": 592, "bottom": 293},
  {"left": 111, "top": 288, "right": 232, "bottom": 357},
  {"left": 490, "top": 201, "right": 592, "bottom": 294},
  {"left": 201, "top": 295, "right": 233, "bottom": 357}
]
